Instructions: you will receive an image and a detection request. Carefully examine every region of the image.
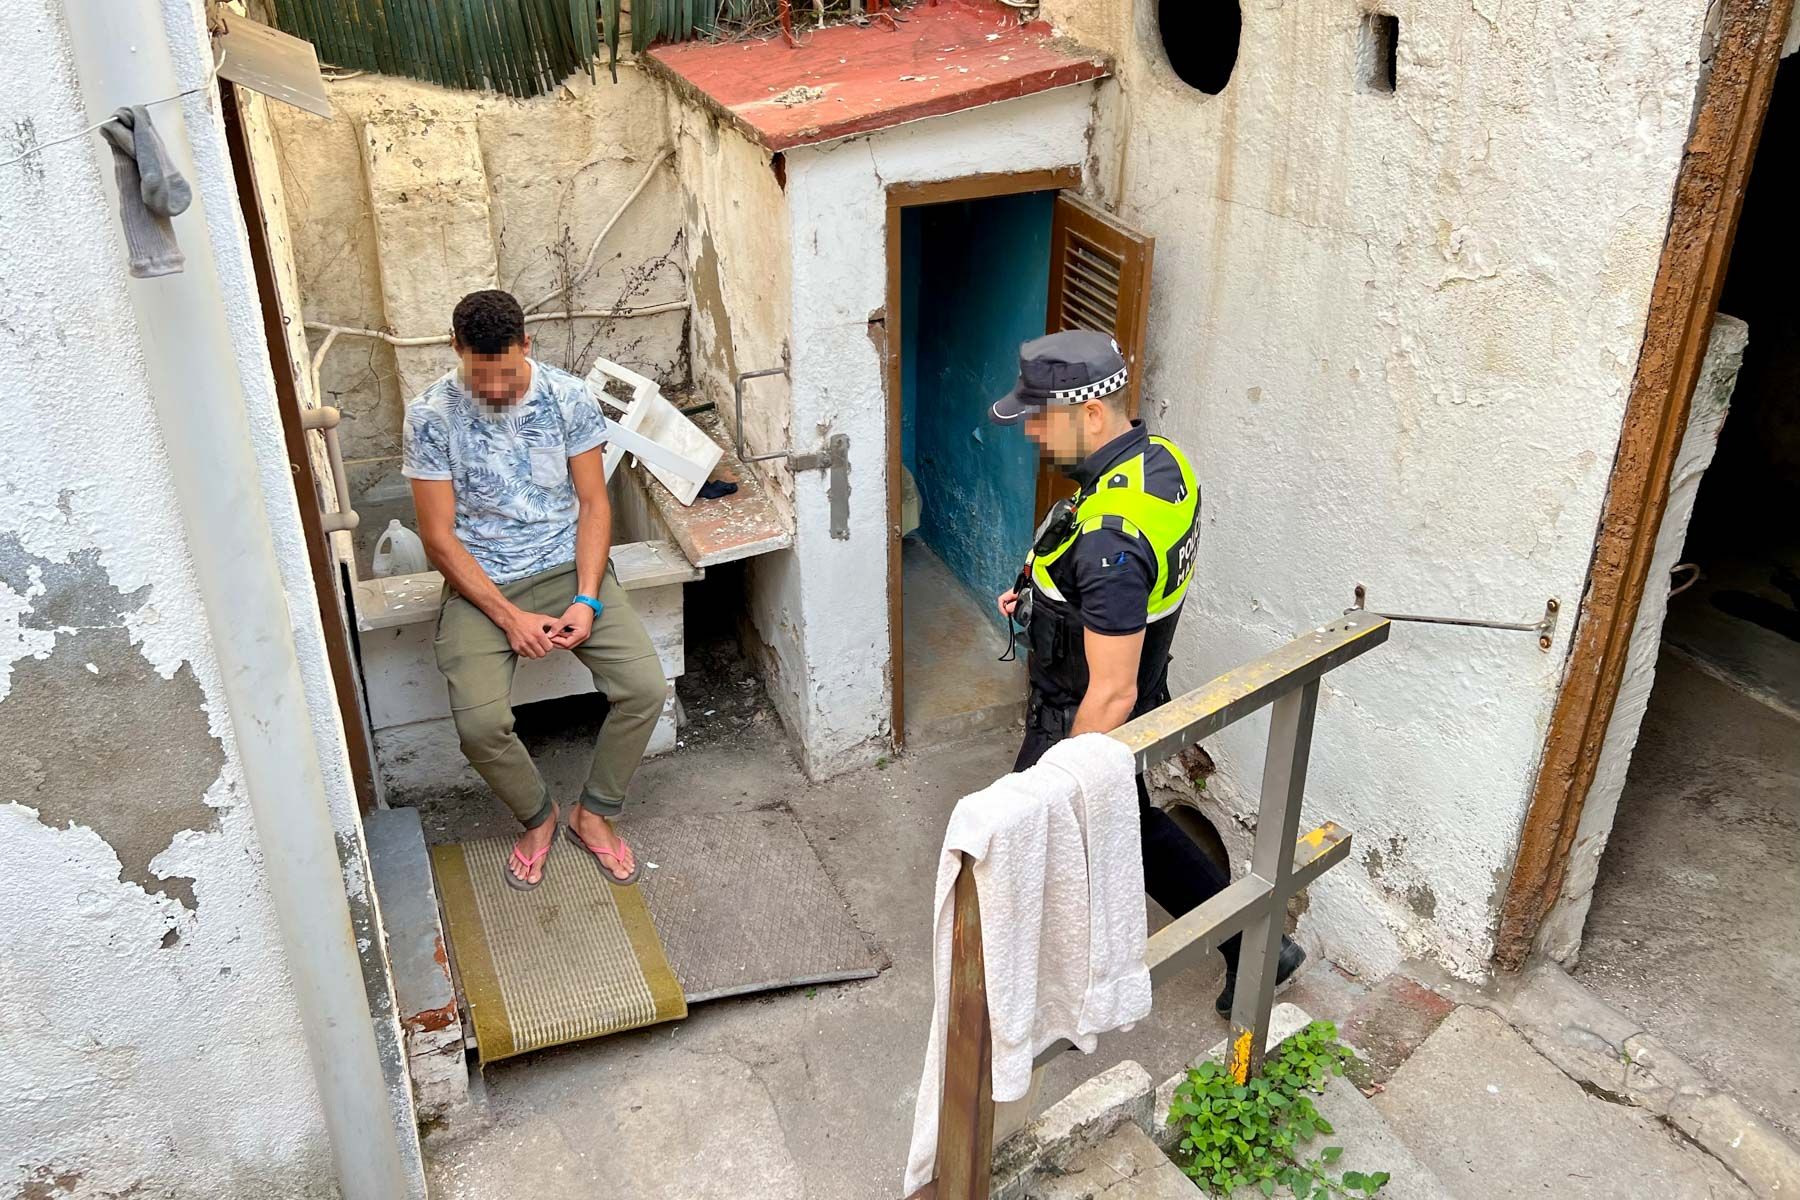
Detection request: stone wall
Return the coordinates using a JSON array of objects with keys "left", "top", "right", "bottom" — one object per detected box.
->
[
  {"left": 1042, "top": 0, "right": 1713, "bottom": 978},
  {"left": 267, "top": 66, "right": 686, "bottom": 520}
]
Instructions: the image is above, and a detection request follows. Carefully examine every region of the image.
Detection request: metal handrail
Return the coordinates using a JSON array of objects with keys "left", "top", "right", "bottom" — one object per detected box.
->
[{"left": 912, "top": 611, "right": 1391, "bottom": 1200}]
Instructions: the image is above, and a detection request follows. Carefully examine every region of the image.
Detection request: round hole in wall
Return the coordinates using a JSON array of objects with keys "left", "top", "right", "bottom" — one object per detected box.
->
[{"left": 1158, "top": 0, "right": 1241, "bottom": 95}]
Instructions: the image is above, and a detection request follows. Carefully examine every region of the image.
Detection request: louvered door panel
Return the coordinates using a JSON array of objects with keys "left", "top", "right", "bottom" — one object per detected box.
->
[{"left": 1037, "top": 194, "right": 1156, "bottom": 518}]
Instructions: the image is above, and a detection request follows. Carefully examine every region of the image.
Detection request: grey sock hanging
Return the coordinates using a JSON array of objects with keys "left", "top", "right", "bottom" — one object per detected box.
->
[{"left": 98, "top": 105, "right": 192, "bottom": 278}]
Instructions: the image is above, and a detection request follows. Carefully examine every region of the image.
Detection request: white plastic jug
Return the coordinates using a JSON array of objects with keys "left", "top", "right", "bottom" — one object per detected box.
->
[{"left": 371, "top": 519, "right": 428, "bottom": 578}]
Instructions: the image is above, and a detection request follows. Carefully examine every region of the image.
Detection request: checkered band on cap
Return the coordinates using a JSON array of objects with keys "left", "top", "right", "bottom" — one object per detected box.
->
[{"left": 1043, "top": 364, "right": 1129, "bottom": 404}]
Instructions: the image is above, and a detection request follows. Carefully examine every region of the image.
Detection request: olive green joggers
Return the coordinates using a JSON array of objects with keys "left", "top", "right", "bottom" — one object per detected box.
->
[{"left": 433, "top": 561, "right": 665, "bottom": 828}]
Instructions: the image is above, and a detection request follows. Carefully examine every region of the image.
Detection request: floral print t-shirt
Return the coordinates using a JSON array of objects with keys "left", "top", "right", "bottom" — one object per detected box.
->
[{"left": 401, "top": 361, "right": 608, "bottom": 584}]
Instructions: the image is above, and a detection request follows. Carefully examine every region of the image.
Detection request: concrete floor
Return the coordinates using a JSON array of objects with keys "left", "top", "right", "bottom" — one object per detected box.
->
[
  {"left": 416, "top": 640, "right": 1366, "bottom": 1199},
  {"left": 901, "top": 537, "right": 1026, "bottom": 749},
  {"left": 1662, "top": 550, "right": 1800, "bottom": 720},
  {"left": 1574, "top": 652, "right": 1800, "bottom": 1137},
  {"left": 406, "top": 634, "right": 1770, "bottom": 1199}
]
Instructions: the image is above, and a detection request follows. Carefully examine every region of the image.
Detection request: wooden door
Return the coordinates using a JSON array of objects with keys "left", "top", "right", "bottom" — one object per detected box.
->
[
  {"left": 221, "top": 84, "right": 381, "bottom": 812},
  {"left": 1035, "top": 194, "right": 1156, "bottom": 520}
]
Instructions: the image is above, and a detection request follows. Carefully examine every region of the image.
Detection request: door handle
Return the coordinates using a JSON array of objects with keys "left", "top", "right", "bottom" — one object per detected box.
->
[{"left": 299, "top": 406, "right": 361, "bottom": 534}]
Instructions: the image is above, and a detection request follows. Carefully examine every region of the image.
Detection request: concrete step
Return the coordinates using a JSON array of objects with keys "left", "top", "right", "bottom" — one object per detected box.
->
[
  {"left": 906, "top": 690, "right": 1027, "bottom": 752},
  {"left": 1217, "top": 1075, "right": 1452, "bottom": 1200},
  {"left": 1372, "top": 1006, "right": 1754, "bottom": 1199},
  {"left": 1036, "top": 1122, "right": 1205, "bottom": 1199},
  {"left": 997, "top": 1006, "right": 1451, "bottom": 1200},
  {"left": 364, "top": 805, "right": 468, "bottom": 1119}
]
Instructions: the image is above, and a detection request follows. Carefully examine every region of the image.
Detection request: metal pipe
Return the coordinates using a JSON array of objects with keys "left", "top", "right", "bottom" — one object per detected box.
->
[
  {"left": 522, "top": 148, "right": 674, "bottom": 314},
  {"left": 1229, "top": 680, "right": 1320, "bottom": 1081},
  {"left": 306, "top": 300, "right": 688, "bottom": 349},
  {"left": 1350, "top": 584, "right": 1560, "bottom": 644},
  {"left": 1363, "top": 611, "right": 1543, "bottom": 631},
  {"left": 304, "top": 301, "right": 687, "bottom": 399},
  {"left": 1031, "top": 819, "right": 1353, "bottom": 1072},
  {"left": 57, "top": 6, "right": 416, "bottom": 1197},
  {"left": 735, "top": 366, "right": 793, "bottom": 463}
]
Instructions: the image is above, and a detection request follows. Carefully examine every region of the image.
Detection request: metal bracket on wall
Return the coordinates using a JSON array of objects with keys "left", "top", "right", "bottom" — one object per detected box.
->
[
  {"left": 787, "top": 442, "right": 836, "bottom": 473},
  {"left": 783, "top": 433, "right": 851, "bottom": 540},
  {"left": 1350, "top": 584, "right": 1560, "bottom": 651}
]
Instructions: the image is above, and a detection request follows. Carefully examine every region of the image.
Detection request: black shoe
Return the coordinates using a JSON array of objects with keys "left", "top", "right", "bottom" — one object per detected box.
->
[{"left": 1215, "top": 938, "right": 1307, "bottom": 1018}]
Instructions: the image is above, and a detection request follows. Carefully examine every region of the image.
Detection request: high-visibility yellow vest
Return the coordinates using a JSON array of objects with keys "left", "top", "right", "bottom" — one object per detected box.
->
[{"left": 1029, "top": 434, "right": 1200, "bottom": 620}]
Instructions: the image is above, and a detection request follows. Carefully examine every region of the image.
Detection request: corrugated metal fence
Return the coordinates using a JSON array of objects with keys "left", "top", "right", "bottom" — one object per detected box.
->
[
  {"left": 272, "top": 0, "right": 892, "bottom": 97},
  {"left": 273, "top": 0, "right": 604, "bottom": 97}
]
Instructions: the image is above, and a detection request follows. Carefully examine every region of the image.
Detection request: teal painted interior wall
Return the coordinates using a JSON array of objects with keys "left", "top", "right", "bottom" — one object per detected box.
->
[
  {"left": 900, "top": 208, "right": 923, "bottom": 475},
  {"left": 899, "top": 191, "right": 1052, "bottom": 621}
]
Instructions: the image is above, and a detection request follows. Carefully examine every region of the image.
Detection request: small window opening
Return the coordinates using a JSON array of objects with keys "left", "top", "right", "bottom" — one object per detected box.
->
[
  {"left": 1158, "top": 0, "right": 1242, "bottom": 96},
  {"left": 1358, "top": 11, "right": 1400, "bottom": 93}
]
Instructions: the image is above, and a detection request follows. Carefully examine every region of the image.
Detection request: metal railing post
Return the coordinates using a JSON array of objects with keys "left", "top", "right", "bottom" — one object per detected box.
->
[
  {"left": 1226, "top": 680, "right": 1320, "bottom": 1082},
  {"left": 905, "top": 617, "right": 1388, "bottom": 1200}
]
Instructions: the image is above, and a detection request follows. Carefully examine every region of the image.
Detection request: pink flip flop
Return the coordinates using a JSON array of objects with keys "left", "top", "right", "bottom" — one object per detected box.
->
[
  {"left": 563, "top": 825, "right": 641, "bottom": 887},
  {"left": 504, "top": 841, "right": 552, "bottom": 891}
]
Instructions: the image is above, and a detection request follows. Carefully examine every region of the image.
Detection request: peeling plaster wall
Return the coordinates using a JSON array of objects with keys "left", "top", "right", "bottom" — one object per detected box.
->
[
  {"left": 1044, "top": 0, "right": 1711, "bottom": 977},
  {"left": 776, "top": 88, "right": 1096, "bottom": 776},
  {"left": 666, "top": 97, "right": 806, "bottom": 739},
  {"left": 1537, "top": 315, "right": 1750, "bottom": 963},
  {"left": 673, "top": 99, "right": 794, "bottom": 516},
  {"left": 1, "top": 1, "right": 413, "bottom": 1194},
  {"left": 267, "top": 67, "right": 685, "bottom": 535}
]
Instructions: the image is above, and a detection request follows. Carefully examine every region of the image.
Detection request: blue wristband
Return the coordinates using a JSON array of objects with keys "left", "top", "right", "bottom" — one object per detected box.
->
[{"left": 573, "top": 593, "right": 604, "bottom": 618}]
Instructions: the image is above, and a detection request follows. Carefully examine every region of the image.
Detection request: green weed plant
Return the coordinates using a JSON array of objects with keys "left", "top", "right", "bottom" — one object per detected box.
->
[{"left": 1168, "top": 1020, "right": 1390, "bottom": 1198}]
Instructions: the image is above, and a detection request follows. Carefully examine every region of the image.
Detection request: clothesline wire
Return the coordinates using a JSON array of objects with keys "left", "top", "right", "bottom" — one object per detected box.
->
[{"left": 0, "top": 49, "right": 226, "bottom": 171}]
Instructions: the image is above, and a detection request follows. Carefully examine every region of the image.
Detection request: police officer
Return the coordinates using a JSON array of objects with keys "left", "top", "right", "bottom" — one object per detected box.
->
[{"left": 990, "top": 329, "right": 1304, "bottom": 1017}]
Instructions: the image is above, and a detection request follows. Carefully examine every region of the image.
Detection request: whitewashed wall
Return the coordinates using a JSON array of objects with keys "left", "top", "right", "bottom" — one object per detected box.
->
[
  {"left": 774, "top": 87, "right": 1098, "bottom": 777},
  {"left": 0, "top": 2, "right": 405, "bottom": 1194},
  {"left": 1044, "top": 0, "right": 1711, "bottom": 977}
]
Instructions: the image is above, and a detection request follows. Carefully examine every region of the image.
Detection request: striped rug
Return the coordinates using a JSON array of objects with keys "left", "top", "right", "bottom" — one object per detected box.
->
[{"left": 431, "top": 835, "right": 686, "bottom": 1063}]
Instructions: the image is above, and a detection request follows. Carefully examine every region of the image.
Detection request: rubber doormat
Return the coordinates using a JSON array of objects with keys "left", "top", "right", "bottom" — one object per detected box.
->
[
  {"left": 631, "top": 809, "right": 883, "bottom": 1003},
  {"left": 432, "top": 836, "right": 687, "bottom": 1063}
]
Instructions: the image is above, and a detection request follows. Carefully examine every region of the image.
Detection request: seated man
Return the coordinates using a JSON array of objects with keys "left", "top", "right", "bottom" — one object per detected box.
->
[{"left": 403, "top": 289, "right": 666, "bottom": 890}]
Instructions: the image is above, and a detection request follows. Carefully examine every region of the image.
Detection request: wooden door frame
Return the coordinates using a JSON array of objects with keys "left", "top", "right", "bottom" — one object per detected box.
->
[
  {"left": 1493, "top": 0, "right": 1794, "bottom": 969},
  {"left": 883, "top": 166, "right": 1083, "bottom": 750},
  {"left": 220, "top": 83, "right": 381, "bottom": 813}
]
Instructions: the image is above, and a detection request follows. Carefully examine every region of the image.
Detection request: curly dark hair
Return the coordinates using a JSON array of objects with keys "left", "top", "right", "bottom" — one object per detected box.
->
[{"left": 451, "top": 289, "right": 526, "bottom": 355}]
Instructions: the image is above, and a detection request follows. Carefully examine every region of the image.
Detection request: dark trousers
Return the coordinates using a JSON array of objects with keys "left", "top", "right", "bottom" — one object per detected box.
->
[{"left": 1014, "top": 700, "right": 1241, "bottom": 972}]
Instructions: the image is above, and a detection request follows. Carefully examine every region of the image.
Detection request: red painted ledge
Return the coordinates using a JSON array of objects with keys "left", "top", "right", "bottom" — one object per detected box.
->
[{"left": 646, "top": 0, "right": 1110, "bottom": 153}]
